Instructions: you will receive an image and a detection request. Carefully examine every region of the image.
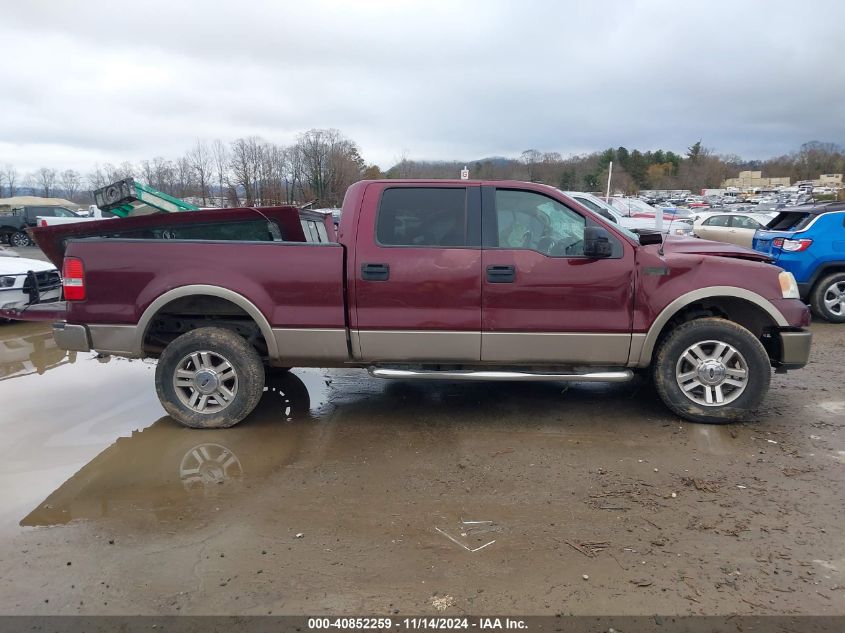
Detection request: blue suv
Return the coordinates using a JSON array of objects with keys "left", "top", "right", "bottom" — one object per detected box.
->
[{"left": 753, "top": 202, "right": 845, "bottom": 322}]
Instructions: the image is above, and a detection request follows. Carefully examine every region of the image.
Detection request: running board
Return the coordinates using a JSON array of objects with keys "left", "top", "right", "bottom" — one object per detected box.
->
[{"left": 368, "top": 367, "right": 634, "bottom": 383}]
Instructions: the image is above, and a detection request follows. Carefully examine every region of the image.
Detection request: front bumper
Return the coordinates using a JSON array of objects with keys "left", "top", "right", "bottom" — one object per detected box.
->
[
  {"left": 776, "top": 329, "right": 812, "bottom": 369},
  {"left": 0, "top": 287, "right": 61, "bottom": 311},
  {"left": 53, "top": 322, "right": 91, "bottom": 352}
]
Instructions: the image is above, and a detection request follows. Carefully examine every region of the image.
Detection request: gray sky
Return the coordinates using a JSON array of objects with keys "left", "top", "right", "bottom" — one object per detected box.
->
[{"left": 2, "top": 0, "right": 843, "bottom": 174}]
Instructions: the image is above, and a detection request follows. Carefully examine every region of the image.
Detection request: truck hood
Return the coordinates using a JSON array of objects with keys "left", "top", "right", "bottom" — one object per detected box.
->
[
  {"left": 0, "top": 256, "right": 56, "bottom": 275},
  {"left": 660, "top": 236, "right": 773, "bottom": 262}
]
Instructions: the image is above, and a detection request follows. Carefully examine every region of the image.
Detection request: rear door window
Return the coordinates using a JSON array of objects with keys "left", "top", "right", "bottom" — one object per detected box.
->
[
  {"left": 730, "top": 215, "right": 760, "bottom": 229},
  {"left": 377, "top": 188, "right": 467, "bottom": 247},
  {"left": 703, "top": 215, "right": 730, "bottom": 227}
]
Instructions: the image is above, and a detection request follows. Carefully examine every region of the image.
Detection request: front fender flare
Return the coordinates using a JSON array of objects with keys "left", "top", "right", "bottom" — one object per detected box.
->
[{"left": 632, "top": 286, "right": 788, "bottom": 367}]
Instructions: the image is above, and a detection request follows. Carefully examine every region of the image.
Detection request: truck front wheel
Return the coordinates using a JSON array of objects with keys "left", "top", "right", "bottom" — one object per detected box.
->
[
  {"left": 653, "top": 318, "right": 771, "bottom": 424},
  {"left": 809, "top": 273, "right": 845, "bottom": 323},
  {"left": 155, "top": 327, "right": 265, "bottom": 428}
]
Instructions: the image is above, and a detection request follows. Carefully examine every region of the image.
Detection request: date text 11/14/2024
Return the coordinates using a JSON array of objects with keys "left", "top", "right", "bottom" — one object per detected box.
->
[{"left": 307, "top": 617, "right": 528, "bottom": 630}]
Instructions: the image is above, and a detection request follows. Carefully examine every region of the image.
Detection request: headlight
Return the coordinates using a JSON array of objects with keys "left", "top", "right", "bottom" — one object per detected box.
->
[
  {"left": 0, "top": 276, "right": 17, "bottom": 288},
  {"left": 778, "top": 271, "right": 800, "bottom": 299}
]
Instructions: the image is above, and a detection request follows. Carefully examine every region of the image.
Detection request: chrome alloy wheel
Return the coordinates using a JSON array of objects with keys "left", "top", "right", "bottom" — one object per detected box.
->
[
  {"left": 173, "top": 351, "right": 238, "bottom": 413},
  {"left": 823, "top": 280, "right": 845, "bottom": 316},
  {"left": 675, "top": 339, "right": 748, "bottom": 407}
]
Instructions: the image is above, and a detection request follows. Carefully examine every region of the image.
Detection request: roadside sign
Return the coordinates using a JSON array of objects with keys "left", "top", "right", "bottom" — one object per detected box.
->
[{"left": 460, "top": 166, "right": 469, "bottom": 180}]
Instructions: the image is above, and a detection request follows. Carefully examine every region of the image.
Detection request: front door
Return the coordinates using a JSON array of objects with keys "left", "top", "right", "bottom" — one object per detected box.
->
[
  {"left": 480, "top": 186, "right": 635, "bottom": 365},
  {"left": 353, "top": 183, "right": 482, "bottom": 362}
]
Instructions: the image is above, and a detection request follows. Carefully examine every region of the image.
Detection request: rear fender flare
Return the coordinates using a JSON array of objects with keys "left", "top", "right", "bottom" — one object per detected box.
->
[{"left": 136, "top": 284, "right": 279, "bottom": 359}]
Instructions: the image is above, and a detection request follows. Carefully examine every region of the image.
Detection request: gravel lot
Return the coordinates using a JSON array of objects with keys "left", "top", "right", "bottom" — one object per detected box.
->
[{"left": 0, "top": 317, "right": 842, "bottom": 616}]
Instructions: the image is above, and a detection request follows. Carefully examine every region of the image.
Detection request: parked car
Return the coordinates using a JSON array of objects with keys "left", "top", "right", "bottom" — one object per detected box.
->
[
  {"left": 609, "top": 196, "right": 693, "bottom": 219},
  {"left": 0, "top": 251, "right": 62, "bottom": 312},
  {"left": 0, "top": 206, "right": 80, "bottom": 247},
  {"left": 752, "top": 202, "right": 845, "bottom": 322},
  {"left": 17, "top": 180, "right": 811, "bottom": 427},
  {"left": 36, "top": 205, "right": 115, "bottom": 227},
  {"left": 563, "top": 191, "right": 693, "bottom": 236},
  {"left": 694, "top": 212, "right": 772, "bottom": 248}
]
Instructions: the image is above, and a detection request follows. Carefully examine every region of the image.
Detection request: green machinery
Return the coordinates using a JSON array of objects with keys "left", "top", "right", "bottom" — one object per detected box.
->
[{"left": 92, "top": 178, "right": 199, "bottom": 217}]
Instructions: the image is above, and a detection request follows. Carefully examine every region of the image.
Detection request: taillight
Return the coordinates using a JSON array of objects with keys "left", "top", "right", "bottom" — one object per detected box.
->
[
  {"left": 781, "top": 238, "right": 813, "bottom": 252},
  {"left": 772, "top": 238, "right": 784, "bottom": 248},
  {"left": 62, "top": 257, "right": 86, "bottom": 301},
  {"left": 40, "top": 219, "right": 48, "bottom": 227}
]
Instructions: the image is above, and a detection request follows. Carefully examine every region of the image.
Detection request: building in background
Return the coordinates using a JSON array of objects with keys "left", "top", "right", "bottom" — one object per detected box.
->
[
  {"left": 722, "top": 171, "right": 791, "bottom": 191},
  {"left": 814, "top": 173, "right": 843, "bottom": 187}
]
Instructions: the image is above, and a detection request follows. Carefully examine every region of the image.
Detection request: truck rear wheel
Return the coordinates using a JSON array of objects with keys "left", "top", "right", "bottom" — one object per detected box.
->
[
  {"left": 155, "top": 327, "right": 265, "bottom": 429},
  {"left": 653, "top": 317, "right": 770, "bottom": 424},
  {"left": 809, "top": 273, "right": 845, "bottom": 323}
]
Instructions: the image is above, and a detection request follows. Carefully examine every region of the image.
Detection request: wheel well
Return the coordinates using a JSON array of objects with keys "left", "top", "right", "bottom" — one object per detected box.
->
[
  {"left": 652, "top": 297, "right": 780, "bottom": 359},
  {"left": 142, "top": 295, "right": 270, "bottom": 358},
  {"left": 811, "top": 265, "right": 845, "bottom": 291}
]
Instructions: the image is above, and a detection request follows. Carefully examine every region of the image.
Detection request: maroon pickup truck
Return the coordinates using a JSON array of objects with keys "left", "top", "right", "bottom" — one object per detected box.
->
[{"left": 24, "top": 180, "right": 811, "bottom": 427}]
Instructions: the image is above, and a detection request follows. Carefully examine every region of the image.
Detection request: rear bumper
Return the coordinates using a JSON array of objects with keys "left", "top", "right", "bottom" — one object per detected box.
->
[
  {"left": 52, "top": 322, "right": 91, "bottom": 352},
  {"left": 776, "top": 329, "right": 812, "bottom": 369}
]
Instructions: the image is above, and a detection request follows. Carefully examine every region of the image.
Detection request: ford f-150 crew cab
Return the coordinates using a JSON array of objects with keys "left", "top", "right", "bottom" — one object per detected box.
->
[{"left": 21, "top": 180, "right": 812, "bottom": 428}]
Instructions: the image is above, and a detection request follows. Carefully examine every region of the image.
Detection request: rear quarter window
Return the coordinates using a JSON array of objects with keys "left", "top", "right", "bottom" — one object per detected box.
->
[{"left": 767, "top": 212, "right": 811, "bottom": 231}]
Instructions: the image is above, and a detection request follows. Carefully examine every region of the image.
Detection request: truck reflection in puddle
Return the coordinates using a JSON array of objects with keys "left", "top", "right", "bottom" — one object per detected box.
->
[
  {"left": 21, "top": 371, "right": 316, "bottom": 527},
  {"left": 0, "top": 322, "right": 76, "bottom": 381}
]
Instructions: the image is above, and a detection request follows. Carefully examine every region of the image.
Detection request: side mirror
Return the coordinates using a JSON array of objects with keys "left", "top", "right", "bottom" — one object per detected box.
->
[{"left": 584, "top": 226, "right": 613, "bottom": 258}]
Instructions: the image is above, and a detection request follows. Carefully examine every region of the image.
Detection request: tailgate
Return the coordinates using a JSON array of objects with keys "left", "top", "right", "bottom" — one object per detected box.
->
[{"left": 752, "top": 229, "right": 792, "bottom": 262}]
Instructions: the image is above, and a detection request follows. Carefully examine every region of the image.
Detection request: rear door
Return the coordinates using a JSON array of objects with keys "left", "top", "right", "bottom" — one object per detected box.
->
[
  {"left": 728, "top": 214, "right": 761, "bottom": 248},
  {"left": 480, "top": 186, "right": 634, "bottom": 364},
  {"left": 697, "top": 214, "right": 730, "bottom": 241},
  {"left": 353, "top": 184, "right": 482, "bottom": 362}
]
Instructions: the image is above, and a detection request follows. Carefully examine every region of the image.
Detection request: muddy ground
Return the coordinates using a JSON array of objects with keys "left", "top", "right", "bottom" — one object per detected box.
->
[{"left": 0, "top": 314, "right": 843, "bottom": 616}]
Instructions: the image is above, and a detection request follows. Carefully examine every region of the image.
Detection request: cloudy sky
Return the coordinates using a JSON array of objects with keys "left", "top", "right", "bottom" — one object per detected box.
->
[{"left": 1, "top": 0, "right": 844, "bottom": 174}]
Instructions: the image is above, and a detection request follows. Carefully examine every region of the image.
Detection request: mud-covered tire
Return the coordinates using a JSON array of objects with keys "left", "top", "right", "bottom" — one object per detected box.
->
[
  {"left": 9, "top": 231, "right": 32, "bottom": 248},
  {"left": 809, "top": 273, "right": 845, "bottom": 323},
  {"left": 155, "top": 327, "right": 265, "bottom": 429},
  {"left": 653, "top": 317, "right": 771, "bottom": 424}
]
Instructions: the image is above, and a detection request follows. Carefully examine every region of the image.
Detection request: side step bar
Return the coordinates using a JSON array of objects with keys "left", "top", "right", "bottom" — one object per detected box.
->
[{"left": 368, "top": 367, "right": 634, "bottom": 383}]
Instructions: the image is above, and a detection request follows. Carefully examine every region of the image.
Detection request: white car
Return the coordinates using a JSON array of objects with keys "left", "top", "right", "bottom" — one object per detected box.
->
[
  {"left": 564, "top": 191, "right": 693, "bottom": 236},
  {"left": 693, "top": 212, "right": 773, "bottom": 248},
  {"left": 0, "top": 250, "right": 62, "bottom": 312}
]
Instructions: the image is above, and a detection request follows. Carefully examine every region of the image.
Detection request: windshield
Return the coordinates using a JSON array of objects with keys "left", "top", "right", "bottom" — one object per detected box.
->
[
  {"left": 560, "top": 190, "right": 640, "bottom": 241},
  {"left": 611, "top": 197, "right": 658, "bottom": 214}
]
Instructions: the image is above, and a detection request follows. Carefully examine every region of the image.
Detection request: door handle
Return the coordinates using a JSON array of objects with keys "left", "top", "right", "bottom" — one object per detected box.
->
[
  {"left": 486, "top": 264, "right": 515, "bottom": 283},
  {"left": 361, "top": 263, "right": 390, "bottom": 281}
]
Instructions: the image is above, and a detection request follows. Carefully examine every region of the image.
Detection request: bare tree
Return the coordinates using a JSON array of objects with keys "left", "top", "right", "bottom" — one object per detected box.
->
[
  {"left": 35, "top": 167, "right": 58, "bottom": 197},
  {"left": 87, "top": 164, "right": 108, "bottom": 191},
  {"left": 188, "top": 140, "right": 212, "bottom": 206},
  {"left": 60, "top": 169, "right": 81, "bottom": 200},
  {"left": 229, "top": 137, "right": 263, "bottom": 205},
  {"left": 2, "top": 165, "right": 16, "bottom": 196},
  {"left": 211, "top": 139, "right": 228, "bottom": 207},
  {"left": 521, "top": 149, "right": 542, "bottom": 181}
]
